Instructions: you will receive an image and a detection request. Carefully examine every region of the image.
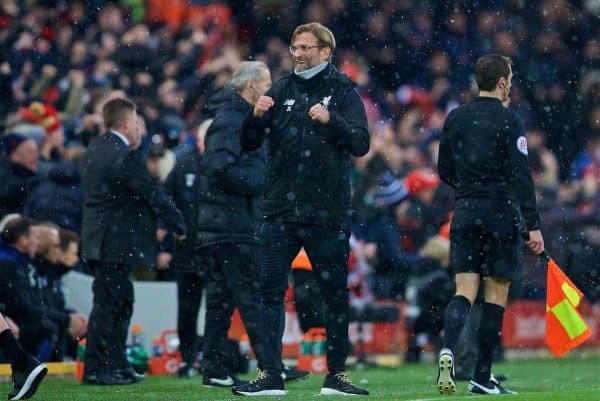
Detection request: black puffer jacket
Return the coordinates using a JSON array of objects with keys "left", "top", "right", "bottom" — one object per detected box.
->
[
  {"left": 194, "top": 88, "right": 266, "bottom": 246},
  {"left": 241, "top": 64, "right": 370, "bottom": 228},
  {"left": 0, "top": 158, "right": 41, "bottom": 218},
  {"left": 24, "top": 160, "right": 84, "bottom": 232},
  {"left": 0, "top": 245, "right": 70, "bottom": 338}
]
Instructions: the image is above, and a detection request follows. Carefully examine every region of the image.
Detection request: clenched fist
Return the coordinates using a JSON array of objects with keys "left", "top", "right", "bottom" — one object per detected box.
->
[{"left": 308, "top": 103, "right": 330, "bottom": 124}]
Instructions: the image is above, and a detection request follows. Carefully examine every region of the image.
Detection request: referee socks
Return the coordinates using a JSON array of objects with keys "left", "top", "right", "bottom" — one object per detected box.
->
[
  {"left": 473, "top": 302, "right": 505, "bottom": 384},
  {"left": 442, "top": 295, "right": 472, "bottom": 351}
]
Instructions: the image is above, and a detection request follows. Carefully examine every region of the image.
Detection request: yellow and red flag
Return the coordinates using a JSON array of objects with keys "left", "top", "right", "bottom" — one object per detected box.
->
[{"left": 545, "top": 258, "right": 592, "bottom": 357}]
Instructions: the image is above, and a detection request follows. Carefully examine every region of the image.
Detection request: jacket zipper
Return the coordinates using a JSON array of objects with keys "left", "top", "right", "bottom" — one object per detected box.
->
[{"left": 294, "top": 94, "right": 310, "bottom": 216}]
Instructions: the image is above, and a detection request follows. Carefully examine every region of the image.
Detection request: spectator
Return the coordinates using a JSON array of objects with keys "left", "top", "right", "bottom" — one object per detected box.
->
[
  {"left": 31, "top": 223, "right": 84, "bottom": 361},
  {"left": 163, "top": 121, "right": 211, "bottom": 377},
  {"left": 0, "top": 134, "right": 41, "bottom": 218},
  {"left": 402, "top": 168, "right": 443, "bottom": 250},
  {"left": 24, "top": 160, "right": 84, "bottom": 233},
  {"left": 57, "top": 229, "right": 79, "bottom": 269},
  {"left": 0, "top": 217, "right": 86, "bottom": 358}
]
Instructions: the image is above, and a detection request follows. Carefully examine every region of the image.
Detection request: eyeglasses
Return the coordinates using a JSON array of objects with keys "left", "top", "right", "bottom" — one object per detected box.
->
[{"left": 289, "top": 45, "right": 322, "bottom": 54}]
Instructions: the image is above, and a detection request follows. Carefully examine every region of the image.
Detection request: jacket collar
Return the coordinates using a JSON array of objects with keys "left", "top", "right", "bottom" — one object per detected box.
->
[{"left": 290, "top": 63, "right": 335, "bottom": 90}]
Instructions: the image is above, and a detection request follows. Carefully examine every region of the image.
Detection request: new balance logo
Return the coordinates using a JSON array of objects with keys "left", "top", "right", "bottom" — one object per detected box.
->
[{"left": 284, "top": 99, "right": 295, "bottom": 112}]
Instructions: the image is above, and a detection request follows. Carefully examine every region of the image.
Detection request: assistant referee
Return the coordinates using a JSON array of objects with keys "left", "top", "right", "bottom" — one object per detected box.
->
[{"left": 436, "top": 54, "right": 544, "bottom": 396}]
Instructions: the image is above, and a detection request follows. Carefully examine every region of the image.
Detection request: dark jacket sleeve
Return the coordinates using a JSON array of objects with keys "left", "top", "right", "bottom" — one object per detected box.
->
[
  {"left": 0, "top": 170, "right": 41, "bottom": 209},
  {"left": 40, "top": 304, "right": 71, "bottom": 333},
  {"left": 0, "top": 263, "right": 69, "bottom": 332},
  {"left": 508, "top": 115, "right": 541, "bottom": 230},
  {"left": 120, "top": 150, "right": 187, "bottom": 235},
  {"left": 158, "top": 168, "right": 179, "bottom": 252},
  {"left": 327, "top": 87, "right": 370, "bottom": 156},
  {"left": 205, "top": 126, "right": 264, "bottom": 195},
  {"left": 0, "top": 265, "right": 38, "bottom": 322},
  {"left": 240, "top": 86, "right": 277, "bottom": 151},
  {"left": 241, "top": 110, "right": 272, "bottom": 151},
  {"left": 438, "top": 111, "right": 458, "bottom": 189}
]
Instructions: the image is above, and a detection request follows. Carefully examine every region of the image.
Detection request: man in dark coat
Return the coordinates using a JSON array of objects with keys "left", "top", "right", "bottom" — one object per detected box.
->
[
  {"left": 0, "top": 134, "right": 41, "bottom": 218},
  {"left": 236, "top": 23, "right": 370, "bottom": 396},
  {"left": 199, "top": 61, "right": 272, "bottom": 387},
  {"left": 80, "top": 98, "right": 186, "bottom": 385}
]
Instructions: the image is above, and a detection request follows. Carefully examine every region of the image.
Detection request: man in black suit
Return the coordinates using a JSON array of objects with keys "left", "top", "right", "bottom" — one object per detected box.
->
[{"left": 81, "top": 98, "right": 186, "bottom": 385}]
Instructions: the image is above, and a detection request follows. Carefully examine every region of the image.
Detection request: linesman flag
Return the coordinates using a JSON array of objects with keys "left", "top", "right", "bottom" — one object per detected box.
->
[{"left": 545, "top": 257, "right": 592, "bottom": 357}]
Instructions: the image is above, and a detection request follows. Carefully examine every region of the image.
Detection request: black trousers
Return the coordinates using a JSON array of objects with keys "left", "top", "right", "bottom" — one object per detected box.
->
[
  {"left": 83, "top": 262, "right": 133, "bottom": 375},
  {"left": 202, "top": 243, "right": 264, "bottom": 377},
  {"left": 260, "top": 222, "right": 350, "bottom": 376},
  {"left": 176, "top": 270, "right": 204, "bottom": 366},
  {"left": 292, "top": 269, "right": 325, "bottom": 333}
]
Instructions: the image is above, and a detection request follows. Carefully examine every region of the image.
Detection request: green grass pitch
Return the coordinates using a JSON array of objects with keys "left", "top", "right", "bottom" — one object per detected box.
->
[{"left": 2, "top": 357, "right": 598, "bottom": 400}]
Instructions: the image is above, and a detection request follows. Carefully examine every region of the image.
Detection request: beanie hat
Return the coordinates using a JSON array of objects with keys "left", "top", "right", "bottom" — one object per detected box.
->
[
  {"left": 19, "top": 101, "right": 62, "bottom": 136},
  {"left": 1, "top": 133, "right": 28, "bottom": 156},
  {"left": 374, "top": 171, "right": 410, "bottom": 208},
  {"left": 404, "top": 168, "right": 440, "bottom": 196}
]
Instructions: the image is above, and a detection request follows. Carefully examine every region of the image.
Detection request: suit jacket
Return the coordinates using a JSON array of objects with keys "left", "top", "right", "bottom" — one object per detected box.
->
[{"left": 81, "top": 133, "right": 186, "bottom": 267}]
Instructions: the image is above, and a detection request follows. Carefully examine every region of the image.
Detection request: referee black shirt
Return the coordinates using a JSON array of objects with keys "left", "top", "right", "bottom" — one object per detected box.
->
[{"left": 438, "top": 96, "right": 540, "bottom": 231}]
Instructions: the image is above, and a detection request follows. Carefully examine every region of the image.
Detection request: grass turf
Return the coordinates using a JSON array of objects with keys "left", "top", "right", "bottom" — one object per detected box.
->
[{"left": 1, "top": 357, "right": 598, "bottom": 400}]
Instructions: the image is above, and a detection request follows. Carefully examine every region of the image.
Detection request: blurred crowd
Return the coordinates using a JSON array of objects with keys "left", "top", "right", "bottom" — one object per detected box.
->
[{"left": 1, "top": 0, "right": 600, "bottom": 362}]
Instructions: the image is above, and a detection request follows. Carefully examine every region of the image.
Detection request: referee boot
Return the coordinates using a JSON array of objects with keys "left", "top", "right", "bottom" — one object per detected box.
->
[
  {"left": 437, "top": 348, "right": 456, "bottom": 395},
  {"left": 203, "top": 374, "right": 247, "bottom": 388},
  {"left": 320, "top": 372, "right": 369, "bottom": 396},
  {"left": 468, "top": 379, "right": 517, "bottom": 395}
]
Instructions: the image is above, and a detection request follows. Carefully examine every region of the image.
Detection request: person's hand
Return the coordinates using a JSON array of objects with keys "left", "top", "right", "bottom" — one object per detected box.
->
[
  {"left": 157, "top": 252, "right": 173, "bottom": 270},
  {"left": 5, "top": 316, "right": 20, "bottom": 339},
  {"left": 68, "top": 314, "right": 88, "bottom": 339},
  {"left": 253, "top": 95, "right": 274, "bottom": 118},
  {"left": 308, "top": 103, "right": 330, "bottom": 124},
  {"left": 526, "top": 230, "right": 545, "bottom": 255}
]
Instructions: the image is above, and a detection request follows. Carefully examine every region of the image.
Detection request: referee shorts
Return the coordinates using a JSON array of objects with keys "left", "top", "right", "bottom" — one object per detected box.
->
[{"left": 449, "top": 197, "right": 523, "bottom": 281}]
